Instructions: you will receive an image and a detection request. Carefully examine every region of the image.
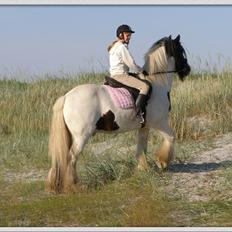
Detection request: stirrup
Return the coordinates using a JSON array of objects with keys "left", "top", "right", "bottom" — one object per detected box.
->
[{"left": 138, "top": 112, "right": 145, "bottom": 124}]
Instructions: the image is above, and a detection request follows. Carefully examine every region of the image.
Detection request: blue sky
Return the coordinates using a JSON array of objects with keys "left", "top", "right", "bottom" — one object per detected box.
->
[{"left": 0, "top": 5, "right": 232, "bottom": 79}]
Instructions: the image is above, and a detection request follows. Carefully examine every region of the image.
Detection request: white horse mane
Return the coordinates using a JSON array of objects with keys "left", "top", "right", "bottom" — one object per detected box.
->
[{"left": 143, "top": 41, "right": 168, "bottom": 76}]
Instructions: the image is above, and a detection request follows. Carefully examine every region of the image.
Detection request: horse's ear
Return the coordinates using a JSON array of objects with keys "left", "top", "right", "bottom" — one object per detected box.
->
[
  {"left": 169, "top": 35, "right": 172, "bottom": 39},
  {"left": 175, "top": 34, "right": 180, "bottom": 42}
]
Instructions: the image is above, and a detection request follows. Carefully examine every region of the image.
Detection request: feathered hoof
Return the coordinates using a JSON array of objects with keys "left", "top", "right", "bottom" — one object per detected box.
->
[
  {"left": 137, "top": 152, "right": 149, "bottom": 171},
  {"left": 45, "top": 168, "right": 59, "bottom": 193},
  {"left": 63, "top": 183, "right": 85, "bottom": 194},
  {"left": 137, "top": 162, "right": 149, "bottom": 171},
  {"left": 154, "top": 157, "right": 168, "bottom": 170},
  {"left": 45, "top": 169, "right": 84, "bottom": 194},
  {"left": 46, "top": 182, "right": 85, "bottom": 194}
]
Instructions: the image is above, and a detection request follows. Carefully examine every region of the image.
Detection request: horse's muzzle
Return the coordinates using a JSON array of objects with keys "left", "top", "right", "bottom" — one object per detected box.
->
[{"left": 178, "top": 64, "right": 191, "bottom": 81}]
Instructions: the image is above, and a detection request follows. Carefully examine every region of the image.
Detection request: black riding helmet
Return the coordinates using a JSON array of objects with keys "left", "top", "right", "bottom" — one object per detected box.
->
[{"left": 116, "top": 24, "right": 135, "bottom": 38}]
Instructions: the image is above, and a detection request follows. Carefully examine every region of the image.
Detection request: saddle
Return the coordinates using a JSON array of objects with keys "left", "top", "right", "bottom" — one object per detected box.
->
[
  {"left": 104, "top": 73, "right": 152, "bottom": 125},
  {"left": 104, "top": 85, "right": 134, "bottom": 109}
]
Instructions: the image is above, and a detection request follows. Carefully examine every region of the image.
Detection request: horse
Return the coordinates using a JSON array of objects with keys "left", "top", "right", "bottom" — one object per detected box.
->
[{"left": 46, "top": 35, "right": 191, "bottom": 193}]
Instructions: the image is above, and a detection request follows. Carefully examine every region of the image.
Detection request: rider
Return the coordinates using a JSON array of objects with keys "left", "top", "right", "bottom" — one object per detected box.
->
[{"left": 107, "top": 24, "right": 150, "bottom": 122}]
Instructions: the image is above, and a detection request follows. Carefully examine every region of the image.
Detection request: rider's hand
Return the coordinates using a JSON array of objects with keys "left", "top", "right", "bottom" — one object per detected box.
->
[{"left": 142, "top": 70, "right": 149, "bottom": 76}]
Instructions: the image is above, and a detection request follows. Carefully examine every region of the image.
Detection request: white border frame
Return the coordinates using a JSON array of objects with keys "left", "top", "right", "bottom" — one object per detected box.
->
[
  {"left": 0, "top": 2, "right": 232, "bottom": 232},
  {"left": 0, "top": 0, "right": 232, "bottom": 4}
]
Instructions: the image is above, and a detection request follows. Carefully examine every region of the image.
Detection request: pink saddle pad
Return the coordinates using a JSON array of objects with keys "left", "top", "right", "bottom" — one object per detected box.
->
[{"left": 105, "top": 85, "right": 134, "bottom": 109}]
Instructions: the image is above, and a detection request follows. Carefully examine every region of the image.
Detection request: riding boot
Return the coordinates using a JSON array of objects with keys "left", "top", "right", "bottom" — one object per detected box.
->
[{"left": 135, "top": 94, "right": 147, "bottom": 123}]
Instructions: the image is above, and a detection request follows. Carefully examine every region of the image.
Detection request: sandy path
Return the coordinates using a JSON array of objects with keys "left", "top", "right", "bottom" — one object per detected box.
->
[{"left": 167, "top": 133, "right": 232, "bottom": 202}]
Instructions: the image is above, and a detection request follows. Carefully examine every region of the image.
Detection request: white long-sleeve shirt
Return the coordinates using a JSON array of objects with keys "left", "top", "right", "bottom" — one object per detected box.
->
[{"left": 109, "top": 41, "right": 142, "bottom": 76}]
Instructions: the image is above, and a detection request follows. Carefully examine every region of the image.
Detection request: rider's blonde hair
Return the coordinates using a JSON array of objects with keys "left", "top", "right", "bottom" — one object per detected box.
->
[{"left": 107, "top": 40, "right": 119, "bottom": 52}]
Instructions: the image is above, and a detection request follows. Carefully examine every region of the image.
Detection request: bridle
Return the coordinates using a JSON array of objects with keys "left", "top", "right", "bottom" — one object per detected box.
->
[
  {"left": 153, "top": 70, "right": 177, "bottom": 75},
  {"left": 145, "top": 37, "right": 190, "bottom": 78},
  {"left": 152, "top": 46, "right": 188, "bottom": 76},
  {"left": 149, "top": 40, "right": 180, "bottom": 76}
]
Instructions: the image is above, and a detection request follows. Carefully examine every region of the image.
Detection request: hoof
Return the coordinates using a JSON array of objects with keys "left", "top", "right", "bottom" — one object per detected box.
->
[
  {"left": 137, "top": 164, "right": 148, "bottom": 171},
  {"left": 63, "top": 183, "right": 86, "bottom": 194},
  {"left": 137, "top": 158, "right": 149, "bottom": 171},
  {"left": 137, "top": 152, "right": 149, "bottom": 171},
  {"left": 155, "top": 158, "right": 168, "bottom": 170}
]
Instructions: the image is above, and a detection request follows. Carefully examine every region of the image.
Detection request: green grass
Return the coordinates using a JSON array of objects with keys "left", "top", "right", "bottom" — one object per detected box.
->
[
  {"left": 1, "top": 70, "right": 232, "bottom": 226},
  {"left": 185, "top": 200, "right": 232, "bottom": 226},
  {"left": 0, "top": 173, "right": 185, "bottom": 227},
  {"left": 0, "top": 132, "right": 48, "bottom": 171},
  {"left": 2, "top": 168, "right": 231, "bottom": 227}
]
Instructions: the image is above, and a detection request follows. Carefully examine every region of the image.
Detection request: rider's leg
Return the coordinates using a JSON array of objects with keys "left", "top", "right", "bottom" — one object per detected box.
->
[
  {"left": 111, "top": 74, "right": 150, "bottom": 115},
  {"left": 112, "top": 74, "right": 149, "bottom": 94}
]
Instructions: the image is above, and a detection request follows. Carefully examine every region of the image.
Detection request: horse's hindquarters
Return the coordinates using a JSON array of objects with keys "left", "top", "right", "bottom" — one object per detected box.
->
[{"left": 63, "top": 84, "right": 102, "bottom": 137}]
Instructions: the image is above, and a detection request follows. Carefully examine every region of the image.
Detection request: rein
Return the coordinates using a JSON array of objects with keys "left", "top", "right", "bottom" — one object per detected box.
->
[
  {"left": 152, "top": 70, "right": 177, "bottom": 75},
  {"left": 152, "top": 66, "right": 188, "bottom": 75},
  {"left": 152, "top": 66, "right": 189, "bottom": 76}
]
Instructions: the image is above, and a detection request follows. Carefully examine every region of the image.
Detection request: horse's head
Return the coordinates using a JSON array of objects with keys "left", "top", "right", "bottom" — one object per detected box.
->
[
  {"left": 165, "top": 35, "right": 191, "bottom": 80},
  {"left": 144, "top": 35, "right": 191, "bottom": 81}
]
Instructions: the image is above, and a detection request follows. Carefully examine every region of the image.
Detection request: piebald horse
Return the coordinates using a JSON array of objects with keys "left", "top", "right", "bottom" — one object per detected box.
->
[{"left": 47, "top": 35, "right": 191, "bottom": 193}]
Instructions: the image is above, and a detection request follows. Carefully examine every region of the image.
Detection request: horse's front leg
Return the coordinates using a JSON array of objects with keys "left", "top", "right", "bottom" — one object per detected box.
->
[
  {"left": 136, "top": 127, "right": 149, "bottom": 171},
  {"left": 155, "top": 121, "right": 175, "bottom": 170}
]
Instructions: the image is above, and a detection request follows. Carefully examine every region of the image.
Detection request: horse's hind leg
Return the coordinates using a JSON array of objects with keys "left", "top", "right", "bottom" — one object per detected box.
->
[
  {"left": 136, "top": 127, "right": 149, "bottom": 171},
  {"left": 155, "top": 122, "right": 175, "bottom": 170},
  {"left": 64, "top": 135, "right": 89, "bottom": 192}
]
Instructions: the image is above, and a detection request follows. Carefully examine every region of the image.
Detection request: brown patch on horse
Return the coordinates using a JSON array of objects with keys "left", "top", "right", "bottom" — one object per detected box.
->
[{"left": 96, "top": 110, "right": 119, "bottom": 131}]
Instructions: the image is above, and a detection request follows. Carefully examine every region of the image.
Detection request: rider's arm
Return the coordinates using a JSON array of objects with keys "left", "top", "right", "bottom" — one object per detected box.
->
[{"left": 120, "top": 44, "right": 143, "bottom": 73}]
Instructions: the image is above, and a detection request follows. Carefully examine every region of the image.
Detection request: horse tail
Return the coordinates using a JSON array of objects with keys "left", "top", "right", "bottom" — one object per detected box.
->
[{"left": 46, "top": 95, "right": 72, "bottom": 193}]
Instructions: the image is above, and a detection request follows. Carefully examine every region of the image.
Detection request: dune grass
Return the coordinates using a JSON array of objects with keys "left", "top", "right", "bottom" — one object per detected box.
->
[
  {"left": 1, "top": 71, "right": 232, "bottom": 141},
  {"left": 170, "top": 71, "right": 232, "bottom": 140},
  {"left": 1, "top": 70, "right": 232, "bottom": 226}
]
